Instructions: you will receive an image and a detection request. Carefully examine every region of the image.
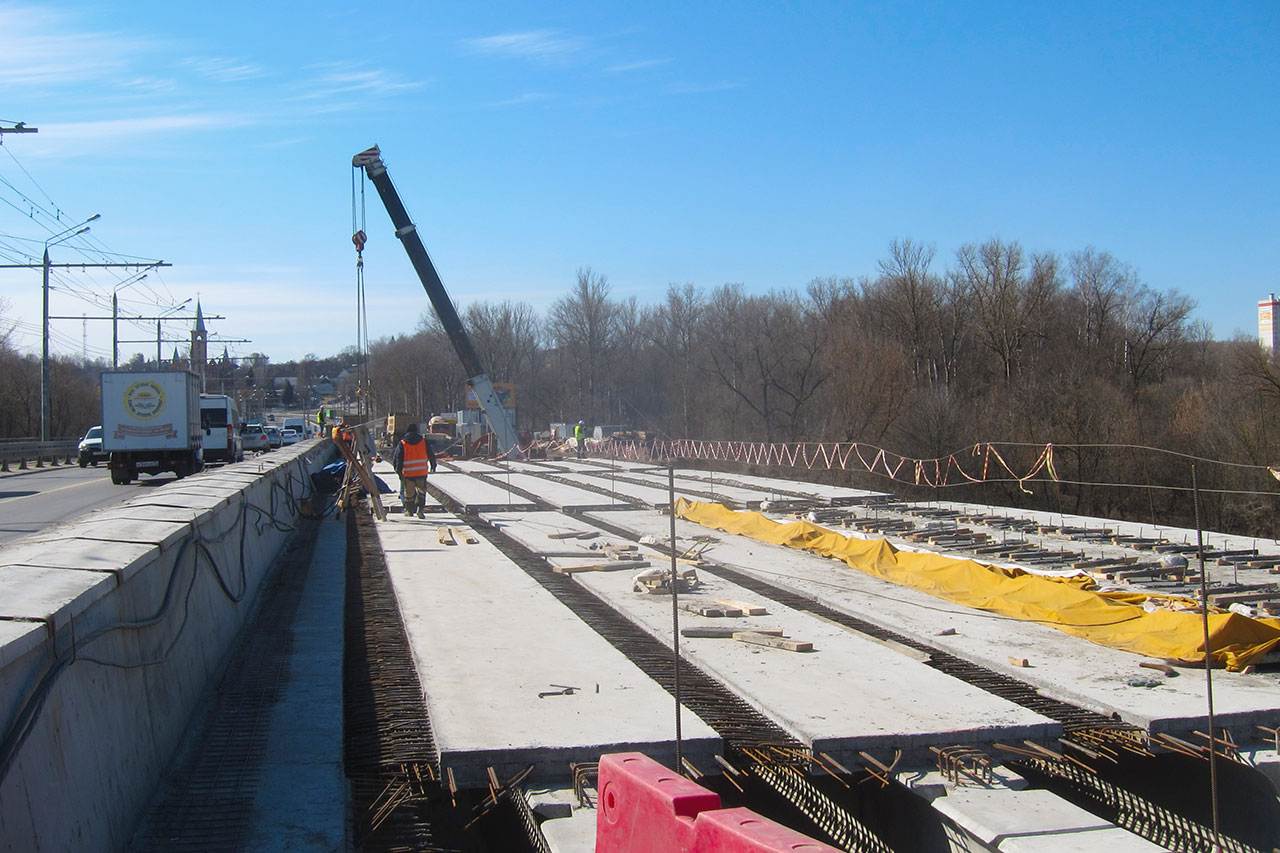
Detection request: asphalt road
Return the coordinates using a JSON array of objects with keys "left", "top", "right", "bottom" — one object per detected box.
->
[{"left": 0, "top": 463, "right": 179, "bottom": 545}]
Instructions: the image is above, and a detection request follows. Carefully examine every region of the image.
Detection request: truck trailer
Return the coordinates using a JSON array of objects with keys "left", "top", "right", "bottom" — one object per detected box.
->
[{"left": 101, "top": 371, "right": 204, "bottom": 484}]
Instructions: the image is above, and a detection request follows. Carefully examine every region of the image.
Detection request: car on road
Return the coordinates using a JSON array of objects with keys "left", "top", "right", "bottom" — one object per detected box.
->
[
  {"left": 280, "top": 428, "right": 300, "bottom": 446},
  {"left": 77, "top": 425, "right": 107, "bottom": 467},
  {"left": 265, "top": 426, "right": 283, "bottom": 449},
  {"left": 240, "top": 423, "right": 270, "bottom": 453},
  {"left": 200, "top": 394, "right": 244, "bottom": 464}
]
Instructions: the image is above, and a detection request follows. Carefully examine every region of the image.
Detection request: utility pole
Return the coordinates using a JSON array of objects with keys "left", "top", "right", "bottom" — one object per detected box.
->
[{"left": 2, "top": 251, "right": 169, "bottom": 439}]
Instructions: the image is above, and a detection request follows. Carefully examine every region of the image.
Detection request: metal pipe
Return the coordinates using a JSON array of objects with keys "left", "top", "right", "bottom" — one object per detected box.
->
[
  {"left": 1192, "top": 463, "right": 1221, "bottom": 848},
  {"left": 669, "top": 461, "right": 683, "bottom": 769}
]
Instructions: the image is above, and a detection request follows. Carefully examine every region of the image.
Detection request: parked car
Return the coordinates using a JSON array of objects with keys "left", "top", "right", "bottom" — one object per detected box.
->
[
  {"left": 77, "top": 425, "right": 108, "bottom": 467},
  {"left": 280, "top": 428, "right": 300, "bottom": 446},
  {"left": 240, "top": 423, "right": 270, "bottom": 452},
  {"left": 265, "top": 426, "right": 283, "bottom": 448}
]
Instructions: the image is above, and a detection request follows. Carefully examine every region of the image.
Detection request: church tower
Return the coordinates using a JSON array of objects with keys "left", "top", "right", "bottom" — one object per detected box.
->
[{"left": 190, "top": 301, "right": 208, "bottom": 391}]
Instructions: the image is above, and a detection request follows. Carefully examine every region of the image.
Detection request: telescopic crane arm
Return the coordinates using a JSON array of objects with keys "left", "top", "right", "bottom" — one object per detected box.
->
[{"left": 352, "top": 145, "right": 520, "bottom": 455}]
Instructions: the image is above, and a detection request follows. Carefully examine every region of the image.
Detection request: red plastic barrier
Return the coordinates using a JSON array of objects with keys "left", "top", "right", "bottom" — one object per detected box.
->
[{"left": 596, "top": 752, "right": 839, "bottom": 852}]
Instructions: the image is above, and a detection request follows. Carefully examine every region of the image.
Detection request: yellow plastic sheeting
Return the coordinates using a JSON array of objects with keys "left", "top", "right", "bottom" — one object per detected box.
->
[{"left": 675, "top": 499, "right": 1280, "bottom": 671}]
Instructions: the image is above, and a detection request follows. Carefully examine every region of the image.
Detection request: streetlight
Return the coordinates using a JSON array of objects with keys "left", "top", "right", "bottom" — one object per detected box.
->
[
  {"left": 111, "top": 271, "right": 149, "bottom": 368},
  {"left": 41, "top": 214, "right": 99, "bottom": 441}
]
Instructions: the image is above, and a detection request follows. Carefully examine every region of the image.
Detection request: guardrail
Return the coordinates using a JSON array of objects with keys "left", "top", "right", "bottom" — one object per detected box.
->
[{"left": 0, "top": 438, "right": 79, "bottom": 471}]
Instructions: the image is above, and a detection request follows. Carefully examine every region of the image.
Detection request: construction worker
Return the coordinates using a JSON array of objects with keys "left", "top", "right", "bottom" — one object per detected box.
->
[
  {"left": 393, "top": 422, "right": 437, "bottom": 519},
  {"left": 574, "top": 420, "right": 587, "bottom": 459}
]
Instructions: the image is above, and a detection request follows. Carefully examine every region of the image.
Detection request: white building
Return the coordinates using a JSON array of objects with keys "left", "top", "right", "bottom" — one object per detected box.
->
[{"left": 1259, "top": 293, "right": 1280, "bottom": 353}]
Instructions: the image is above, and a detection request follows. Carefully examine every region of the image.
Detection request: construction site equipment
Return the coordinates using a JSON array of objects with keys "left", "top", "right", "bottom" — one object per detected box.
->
[
  {"left": 595, "top": 752, "right": 840, "bottom": 853},
  {"left": 335, "top": 423, "right": 386, "bottom": 521},
  {"left": 676, "top": 498, "right": 1280, "bottom": 671},
  {"left": 352, "top": 146, "right": 520, "bottom": 456}
]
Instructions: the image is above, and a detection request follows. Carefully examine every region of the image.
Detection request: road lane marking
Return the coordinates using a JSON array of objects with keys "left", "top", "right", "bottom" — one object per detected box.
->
[{"left": 0, "top": 477, "right": 109, "bottom": 503}]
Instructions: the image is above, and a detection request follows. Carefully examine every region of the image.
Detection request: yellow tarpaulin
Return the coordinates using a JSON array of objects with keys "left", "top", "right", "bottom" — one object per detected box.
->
[{"left": 675, "top": 498, "right": 1280, "bottom": 671}]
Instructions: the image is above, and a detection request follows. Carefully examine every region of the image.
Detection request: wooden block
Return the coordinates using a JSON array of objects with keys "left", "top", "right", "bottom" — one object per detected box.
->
[
  {"left": 463, "top": 532, "right": 479, "bottom": 545},
  {"left": 438, "top": 527, "right": 457, "bottom": 546},
  {"left": 1008, "top": 656, "right": 1030, "bottom": 668},
  {"left": 733, "top": 631, "right": 814, "bottom": 652},
  {"left": 936, "top": 628, "right": 957, "bottom": 636},
  {"left": 714, "top": 599, "right": 768, "bottom": 616},
  {"left": 682, "top": 627, "right": 784, "bottom": 639}
]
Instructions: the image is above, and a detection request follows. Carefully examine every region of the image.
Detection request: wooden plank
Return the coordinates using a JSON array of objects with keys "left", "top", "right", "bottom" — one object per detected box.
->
[
  {"left": 714, "top": 599, "right": 768, "bottom": 616},
  {"left": 682, "top": 602, "right": 744, "bottom": 618},
  {"left": 681, "top": 627, "right": 785, "bottom": 639},
  {"left": 733, "top": 631, "right": 814, "bottom": 652},
  {"left": 547, "top": 531, "right": 584, "bottom": 540},
  {"left": 438, "top": 527, "right": 457, "bottom": 546},
  {"left": 552, "top": 560, "right": 650, "bottom": 574}
]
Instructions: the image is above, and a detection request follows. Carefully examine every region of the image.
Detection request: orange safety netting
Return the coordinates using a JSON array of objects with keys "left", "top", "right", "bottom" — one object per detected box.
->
[{"left": 674, "top": 498, "right": 1280, "bottom": 671}]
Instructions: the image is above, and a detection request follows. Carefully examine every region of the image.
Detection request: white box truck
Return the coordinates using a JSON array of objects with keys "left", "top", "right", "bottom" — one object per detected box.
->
[{"left": 101, "top": 371, "right": 204, "bottom": 484}]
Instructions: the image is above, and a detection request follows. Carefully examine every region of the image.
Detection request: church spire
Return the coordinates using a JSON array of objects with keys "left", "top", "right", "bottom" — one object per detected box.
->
[{"left": 194, "top": 300, "right": 207, "bottom": 334}]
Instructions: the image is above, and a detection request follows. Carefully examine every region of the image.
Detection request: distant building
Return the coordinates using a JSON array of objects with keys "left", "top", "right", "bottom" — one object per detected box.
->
[
  {"left": 1259, "top": 293, "right": 1280, "bottom": 353},
  {"left": 190, "top": 301, "right": 208, "bottom": 390}
]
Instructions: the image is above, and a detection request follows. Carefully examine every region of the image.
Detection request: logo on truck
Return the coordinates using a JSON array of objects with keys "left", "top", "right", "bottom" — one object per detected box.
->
[{"left": 124, "top": 381, "right": 166, "bottom": 418}]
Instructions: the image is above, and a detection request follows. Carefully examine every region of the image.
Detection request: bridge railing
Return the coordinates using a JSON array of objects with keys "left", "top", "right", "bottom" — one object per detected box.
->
[{"left": 0, "top": 438, "right": 80, "bottom": 471}]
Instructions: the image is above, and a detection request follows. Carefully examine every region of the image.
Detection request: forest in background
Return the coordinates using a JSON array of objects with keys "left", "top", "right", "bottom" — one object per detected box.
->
[
  {"left": 5, "top": 237, "right": 1280, "bottom": 536},
  {"left": 368, "top": 239, "right": 1280, "bottom": 537}
]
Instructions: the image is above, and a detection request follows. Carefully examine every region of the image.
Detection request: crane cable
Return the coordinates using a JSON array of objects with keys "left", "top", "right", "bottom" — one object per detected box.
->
[{"left": 351, "top": 165, "right": 369, "bottom": 419}]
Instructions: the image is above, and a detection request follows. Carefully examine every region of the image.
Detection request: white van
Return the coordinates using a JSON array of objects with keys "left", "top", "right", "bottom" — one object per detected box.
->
[{"left": 200, "top": 394, "right": 244, "bottom": 464}]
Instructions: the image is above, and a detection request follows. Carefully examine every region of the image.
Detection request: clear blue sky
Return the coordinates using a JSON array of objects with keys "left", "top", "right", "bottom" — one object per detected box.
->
[{"left": 1, "top": 1, "right": 1276, "bottom": 363}]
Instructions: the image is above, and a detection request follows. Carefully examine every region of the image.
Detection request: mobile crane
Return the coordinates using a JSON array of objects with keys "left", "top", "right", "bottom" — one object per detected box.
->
[{"left": 352, "top": 145, "right": 520, "bottom": 456}]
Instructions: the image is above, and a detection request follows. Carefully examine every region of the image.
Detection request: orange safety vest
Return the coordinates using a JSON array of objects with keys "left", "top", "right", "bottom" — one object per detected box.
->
[{"left": 400, "top": 438, "right": 430, "bottom": 477}]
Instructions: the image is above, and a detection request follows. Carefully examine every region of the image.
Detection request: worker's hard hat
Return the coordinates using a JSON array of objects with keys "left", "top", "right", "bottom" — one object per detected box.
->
[{"left": 578, "top": 420, "right": 585, "bottom": 425}]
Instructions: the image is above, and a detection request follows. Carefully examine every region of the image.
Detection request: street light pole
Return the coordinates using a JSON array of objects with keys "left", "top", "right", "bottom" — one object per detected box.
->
[
  {"left": 40, "top": 214, "right": 99, "bottom": 440},
  {"left": 41, "top": 247, "right": 49, "bottom": 441}
]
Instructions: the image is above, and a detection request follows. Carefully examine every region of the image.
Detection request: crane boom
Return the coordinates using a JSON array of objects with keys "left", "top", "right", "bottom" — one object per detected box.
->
[{"left": 352, "top": 145, "right": 520, "bottom": 455}]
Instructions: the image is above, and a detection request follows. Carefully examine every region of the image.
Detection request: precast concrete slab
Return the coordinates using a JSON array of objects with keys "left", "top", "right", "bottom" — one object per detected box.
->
[
  {"left": 548, "top": 471, "right": 673, "bottom": 506},
  {"left": 92, "top": 504, "right": 205, "bottom": 524},
  {"left": 675, "top": 469, "right": 890, "bottom": 503},
  {"left": 19, "top": 516, "right": 192, "bottom": 550},
  {"left": 603, "top": 469, "right": 768, "bottom": 504},
  {"left": 0, "top": 565, "right": 115, "bottom": 633},
  {"left": 586, "top": 510, "right": 1280, "bottom": 737},
  {"left": 491, "top": 471, "right": 631, "bottom": 510},
  {"left": 0, "top": 619, "right": 45, "bottom": 669},
  {"left": 427, "top": 468, "right": 539, "bottom": 511},
  {"left": 482, "top": 511, "right": 1059, "bottom": 764},
  {"left": 0, "top": 538, "right": 157, "bottom": 580},
  {"left": 932, "top": 787, "right": 1164, "bottom": 852},
  {"left": 373, "top": 510, "right": 720, "bottom": 787}
]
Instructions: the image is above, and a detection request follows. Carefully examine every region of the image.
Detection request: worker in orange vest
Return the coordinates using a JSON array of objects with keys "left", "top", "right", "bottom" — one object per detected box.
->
[{"left": 392, "top": 422, "right": 437, "bottom": 518}]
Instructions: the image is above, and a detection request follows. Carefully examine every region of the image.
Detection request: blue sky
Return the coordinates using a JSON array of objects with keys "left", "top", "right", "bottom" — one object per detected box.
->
[{"left": 0, "top": 1, "right": 1276, "bottom": 363}]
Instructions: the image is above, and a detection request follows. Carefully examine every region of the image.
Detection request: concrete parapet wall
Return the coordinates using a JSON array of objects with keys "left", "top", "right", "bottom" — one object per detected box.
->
[{"left": 0, "top": 441, "right": 335, "bottom": 852}]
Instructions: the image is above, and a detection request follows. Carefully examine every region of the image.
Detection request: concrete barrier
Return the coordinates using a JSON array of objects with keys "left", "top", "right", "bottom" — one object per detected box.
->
[{"left": 0, "top": 440, "right": 335, "bottom": 852}]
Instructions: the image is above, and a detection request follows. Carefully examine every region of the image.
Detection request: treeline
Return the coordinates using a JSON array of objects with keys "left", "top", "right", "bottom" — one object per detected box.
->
[
  {"left": 0, "top": 326, "right": 102, "bottom": 440},
  {"left": 370, "top": 238, "right": 1280, "bottom": 537}
]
